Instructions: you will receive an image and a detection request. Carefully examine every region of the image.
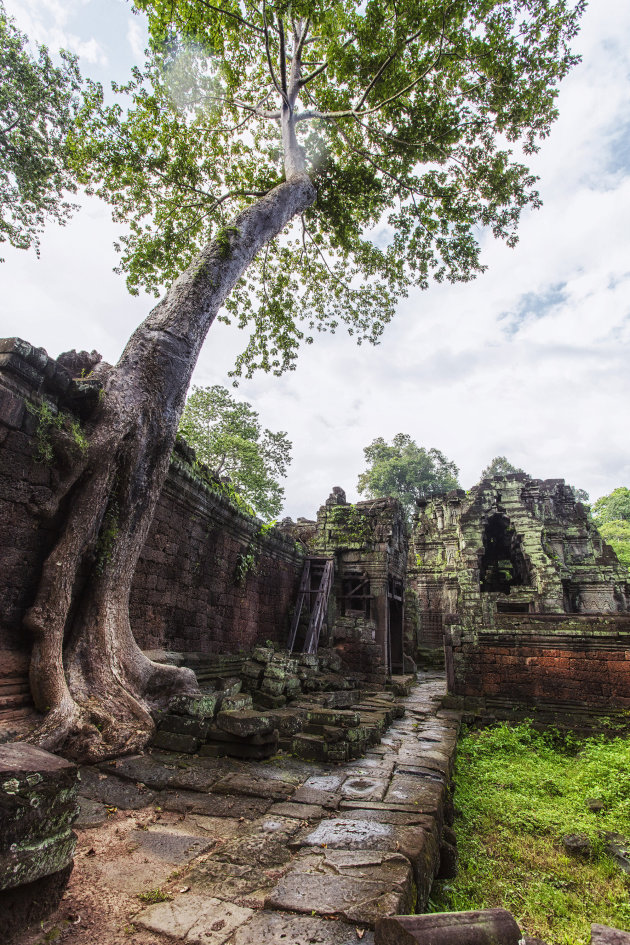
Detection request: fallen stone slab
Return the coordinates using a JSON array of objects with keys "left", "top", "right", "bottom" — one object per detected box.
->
[
  {"left": 229, "top": 910, "right": 375, "bottom": 945},
  {"left": 136, "top": 893, "right": 253, "bottom": 944},
  {"left": 212, "top": 771, "right": 296, "bottom": 801},
  {"left": 78, "top": 766, "right": 157, "bottom": 810},
  {"left": 156, "top": 789, "right": 272, "bottom": 819},
  {"left": 374, "top": 909, "right": 521, "bottom": 945},
  {"left": 130, "top": 826, "right": 214, "bottom": 864},
  {"left": 591, "top": 925, "right": 630, "bottom": 944},
  {"left": 269, "top": 801, "right": 326, "bottom": 821},
  {"left": 75, "top": 796, "right": 108, "bottom": 828},
  {"left": 266, "top": 869, "right": 410, "bottom": 926},
  {"left": 186, "top": 856, "right": 285, "bottom": 905}
]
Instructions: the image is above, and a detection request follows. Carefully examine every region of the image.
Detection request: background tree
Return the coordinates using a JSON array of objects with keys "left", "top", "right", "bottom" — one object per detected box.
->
[
  {"left": 592, "top": 487, "right": 630, "bottom": 571},
  {"left": 178, "top": 385, "right": 291, "bottom": 519},
  {"left": 22, "top": 0, "right": 584, "bottom": 761},
  {"left": 357, "top": 433, "right": 460, "bottom": 519},
  {"left": 0, "top": 1, "right": 82, "bottom": 259},
  {"left": 480, "top": 456, "right": 525, "bottom": 478}
]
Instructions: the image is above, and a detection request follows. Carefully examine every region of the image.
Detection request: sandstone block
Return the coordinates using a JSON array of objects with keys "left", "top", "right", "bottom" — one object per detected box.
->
[
  {"left": 169, "top": 693, "right": 220, "bottom": 719},
  {"left": 215, "top": 709, "right": 274, "bottom": 739},
  {"left": 374, "top": 910, "right": 521, "bottom": 945},
  {"left": 151, "top": 731, "right": 200, "bottom": 753}
]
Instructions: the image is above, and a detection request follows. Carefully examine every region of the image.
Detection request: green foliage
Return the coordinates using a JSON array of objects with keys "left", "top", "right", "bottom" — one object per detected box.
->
[
  {"left": 592, "top": 488, "right": 630, "bottom": 570},
  {"left": 357, "top": 433, "right": 459, "bottom": 520},
  {"left": 480, "top": 455, "right": 524, "bottom": 478},
  {"left": 593, "top": 488, "right": 630, "bottom": 526},
  {"left": 328, "top": 503, "right": 375, "bottom": 546},
  {"left": 27, "top": 401, "right": 88, "bottom": 465},
  {"left": 599, "top": 520, "right": 630, "bottom": 571},
  {"left": 178, "top": 385, "right": 291, "bottom": 519},
  {"left": 0, "top": 2, "right": 82, "bottom": 259},
  {"left": 235, "top": 519, "right": 278, "bottom": 584},
  {"left": 431, "top": 722, "right": 630, "bottom": 944},
  {"left": 69, "top": 0, "right": 585, "bottom": 378},
  {"left": 136, "top": 887, "right": 172, "bottom": 904}
]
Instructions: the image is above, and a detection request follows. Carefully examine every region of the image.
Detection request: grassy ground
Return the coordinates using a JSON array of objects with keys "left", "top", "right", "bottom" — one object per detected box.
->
[{"left": 430, "top": 722, "right": 630, "bottom": 944}]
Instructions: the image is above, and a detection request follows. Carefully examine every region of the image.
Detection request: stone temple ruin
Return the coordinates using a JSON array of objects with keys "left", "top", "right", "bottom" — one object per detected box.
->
[{"left": 1, "top": 337, "right": 629, "bottom": 943}]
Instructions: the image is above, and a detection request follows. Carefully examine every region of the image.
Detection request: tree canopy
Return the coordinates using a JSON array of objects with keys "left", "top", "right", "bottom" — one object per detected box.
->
[
  {"left": 592, "top": 487, "right": 630, "bottom": 571},
  {"left": 178, "top": 384, "right": 292, "bottom": 519},
  {"left": 0, "top": 1, "right": 82, "bottom": 259},
  {"left": 71, "top": 0, "right": 585, "bottom": 379},
  {"left": 592, "top": 487, "right": 630, "bottom": 525},
  {"left": 357, "top": 433, "right": 460, "bottom": 518},
  {"left": 480, "top": 455, "right": 525, "bottom": 478}
]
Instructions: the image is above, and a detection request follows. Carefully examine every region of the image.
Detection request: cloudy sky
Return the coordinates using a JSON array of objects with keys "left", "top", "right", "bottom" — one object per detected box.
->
[{"left": 2, "top": 0, "right": 629, "bottom": 520}]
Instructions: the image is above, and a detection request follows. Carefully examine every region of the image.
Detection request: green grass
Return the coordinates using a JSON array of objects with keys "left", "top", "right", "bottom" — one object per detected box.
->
[{"left": 430, "top": 722, "right": 630, "bottom": 944}]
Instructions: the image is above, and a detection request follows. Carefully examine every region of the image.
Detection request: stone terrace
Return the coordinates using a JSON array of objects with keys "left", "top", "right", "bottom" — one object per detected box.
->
[{"left": 16, "top": 672, "right": 460, "bottom": 945}]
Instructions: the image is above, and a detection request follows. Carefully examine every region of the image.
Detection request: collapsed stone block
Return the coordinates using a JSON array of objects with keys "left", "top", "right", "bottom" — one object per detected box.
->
[
  {"left": 169, "top": 693, "right": 220, "bottom": 719},
  {"left": 374, "top": 909, "right": 522, "bottom": 945},
  {"left": 1, "top": 743, "right": 80, "bottom": 940}
]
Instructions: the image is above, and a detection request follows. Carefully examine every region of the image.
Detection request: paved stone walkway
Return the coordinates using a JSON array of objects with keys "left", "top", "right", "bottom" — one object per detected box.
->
[{"left": 73, "top": 670, "right": 460, "bottom": 945}]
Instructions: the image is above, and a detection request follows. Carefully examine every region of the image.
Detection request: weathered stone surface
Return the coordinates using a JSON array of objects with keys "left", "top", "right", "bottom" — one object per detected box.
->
[
  {"left": 374, "top": 910, "right": 522, "bottom": 945},
  {"left": 152, "top": 730, "right": 201, "bottom": 753},
  {"left": 78, "top": 767, "right": 156, "bottom": 810},
  {"left": 591, "top": 924, "right": 630, "bottom": 944},
  {"left": 341, "top": 776, "right": 389, "bottom": 802},
  {"left": 75, "top": 796, "right": 108, "bottom": 828},
  {"left": 212, "top": 772, "right": 295, "bottom": 801},
  {"left": 230, "top": 911, "right": 375, "bottom": 945},
  {"left": 0, "top": 744, "right": 79, "bottom": 891},
  {"left": 269, "top": 801, "right": 325, "bottom": 821},
  {"left": 137, "top": 894, "right": 253, "bottom": 944},
  {"left": 216, "top": 709, "right": 274, "bottom": 738},
  {"left": 130, "top": 825, "right": 213, "bottom": 861},
  {"left": 266, "top": 869, "right": 409, "bottom": 926},
  {"left": 169, "top": 693, "right": 221, "bottom": 719},
  {"left": 221, "top": 693, "right": 254, "bottom": 712},
  {"left": 158, "top": 713, "right": 212, "bottom": 739},
  {"left": 383, "top": 776, "right": 445, "bottom": 814},
  {"left": 562, "top": 833, "right": 591, "bottom": 858},
  {"left": 156, "top": 789, "right": 272, "bottom": 819},
  {"left": 1, "top": 862, "right": 73, "bottom": 943}
]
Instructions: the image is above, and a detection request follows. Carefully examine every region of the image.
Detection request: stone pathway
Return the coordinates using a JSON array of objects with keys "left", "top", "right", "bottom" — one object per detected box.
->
[{"left": 25, "top": 671, "right": 460, "bottom": 945}]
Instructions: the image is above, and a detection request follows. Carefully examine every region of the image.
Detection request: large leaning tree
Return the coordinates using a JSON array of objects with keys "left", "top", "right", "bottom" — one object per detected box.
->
[{"left": 25, "top": 0, "right": 585, "bottom": 761}]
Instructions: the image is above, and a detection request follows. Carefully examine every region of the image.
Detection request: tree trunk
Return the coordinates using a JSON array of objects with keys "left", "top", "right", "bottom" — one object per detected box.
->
[{"left": 24, "top": 172, "right": 316, "bottom": 762}]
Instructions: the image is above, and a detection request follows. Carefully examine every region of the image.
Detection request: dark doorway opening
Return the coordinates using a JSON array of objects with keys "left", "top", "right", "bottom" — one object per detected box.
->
[
  {"left": 388, "top": 577, "right": 404, "bottom": 674},
  {"left": 340, "top": 572, "right": 371, "bottom": 618},
  {"left": 480, "top": 514, "right": 529, "bottom": 594}
]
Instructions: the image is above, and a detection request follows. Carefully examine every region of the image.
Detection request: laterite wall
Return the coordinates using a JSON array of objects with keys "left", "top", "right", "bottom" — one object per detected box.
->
[
  {"left": 0, "top": 338, "right": 303, "bottom": 721},
  {"left": 444, "top": 615, "right": 630, "bottom": 709}
]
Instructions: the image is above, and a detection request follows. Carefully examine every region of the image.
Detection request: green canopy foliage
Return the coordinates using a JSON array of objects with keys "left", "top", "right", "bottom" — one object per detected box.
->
[
  {"left": 480, "top": 455, "right": 525, "bottom": 478},
  {"left": 178, "top": 384, "right": 292, "bottom": 519},
  {"left": 0, "top": 1, "right": 82, "bottom": 259},
  {"left": 70, "top": 0, "right": 584, "bottom": 378},
  {"left": 357, "top": 433, "right": 460, "bottom": 519},
  {"left": 592, "top": 488, "right": 630, "bottom": 571},
  {"left": 592, "top": 487, "right": 630, "bottom": 525}
]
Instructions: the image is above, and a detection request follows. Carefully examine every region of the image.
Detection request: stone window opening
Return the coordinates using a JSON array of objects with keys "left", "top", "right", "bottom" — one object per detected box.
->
[
  {"left": 341, "top": 572, "right": 371, "bottom": 618},
  {"left": 480, "top": 514, "right": 530, "bottom": 594}
]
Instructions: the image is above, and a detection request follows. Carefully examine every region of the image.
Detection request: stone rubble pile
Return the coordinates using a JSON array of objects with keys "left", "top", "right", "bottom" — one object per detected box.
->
[{"left": 152, "top": 646, "right": 415, "bottom": 763}]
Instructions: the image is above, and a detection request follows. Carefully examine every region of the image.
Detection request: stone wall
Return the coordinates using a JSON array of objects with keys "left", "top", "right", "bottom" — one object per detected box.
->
[
  {"left": 0, "top": 338, "right": 303, "bottom": 721},
  {"left": 280, "top": 488, "right": 409, "bottom": 679},
  {"left": 444, "top": 615, "right": 630, "bottom": 710}
]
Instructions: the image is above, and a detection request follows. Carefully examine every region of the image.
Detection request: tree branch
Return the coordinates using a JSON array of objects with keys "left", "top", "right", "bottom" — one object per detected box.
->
[{"left": 195, "top": 0, "right": 265, "bottom": 36}]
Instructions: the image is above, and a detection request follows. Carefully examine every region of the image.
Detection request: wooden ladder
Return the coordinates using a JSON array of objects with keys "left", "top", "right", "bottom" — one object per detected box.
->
[{"left": 287, "top": 557, "right": 334, "bottom": 654}]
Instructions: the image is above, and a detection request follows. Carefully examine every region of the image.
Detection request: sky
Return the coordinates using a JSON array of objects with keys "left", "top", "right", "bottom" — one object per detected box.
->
[{"left": 2, "top": 0, "right": 629, "bottom": 520}]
